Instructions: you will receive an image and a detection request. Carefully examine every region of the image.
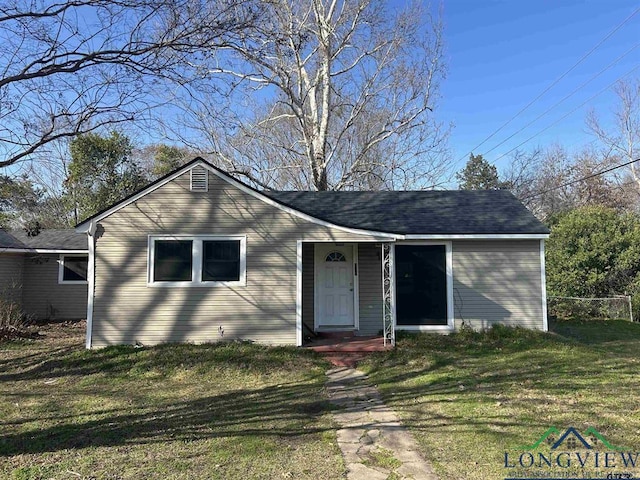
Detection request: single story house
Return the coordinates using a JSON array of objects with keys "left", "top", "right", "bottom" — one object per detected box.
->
[
  {"left": 0, "top": 229, "right": 88, "bottom": 320},
  {"left": 75, "top": 158, "right": 550, "bottom": 349}
]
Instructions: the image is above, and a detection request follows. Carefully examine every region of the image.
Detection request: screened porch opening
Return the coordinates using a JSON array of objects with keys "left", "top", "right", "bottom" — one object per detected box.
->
[{"left": 395, "top": 245, "right": 448, "bottom": 326}]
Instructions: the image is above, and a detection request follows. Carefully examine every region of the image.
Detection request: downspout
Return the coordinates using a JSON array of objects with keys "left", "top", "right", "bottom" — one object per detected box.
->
[{"left": 85, "top": 220, "right": 97, "bottom": 349}]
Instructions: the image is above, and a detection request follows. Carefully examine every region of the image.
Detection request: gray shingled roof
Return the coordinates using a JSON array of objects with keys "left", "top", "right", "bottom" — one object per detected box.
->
[
  {"left": 265, "top": 190, "right": 549, "bottom": 235},
  {"left": 0, "top": 229, "right": 87, "bottom": 250}
]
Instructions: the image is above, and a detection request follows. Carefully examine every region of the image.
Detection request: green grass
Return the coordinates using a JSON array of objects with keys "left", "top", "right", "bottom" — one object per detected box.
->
[
  {"left": 4, "top": 319, "right": 639, "bottom": 480},
  {"left": 363, "top": 447, "right": 402, "bottom": 470},
  {"left": 0, "top": 322, "right": 345, "bottom": 479},
  {"left": 359, "top": 320, "right": 640, "bottom": 480}
]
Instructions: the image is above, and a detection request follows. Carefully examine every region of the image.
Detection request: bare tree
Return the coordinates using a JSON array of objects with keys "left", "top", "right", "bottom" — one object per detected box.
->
[
  {"left": 172, "top": 0, "right": 449, "bottom": 190},
  {"left": 508, "top": 144, "right": 637, "bottom": 220},
  {"left": 587, "top": 79, "right": 640, "bottom": 191},
  {"left": 502, "top": 148, "right": 542, "bottom": 203},
  {"left": 503, "top": 145, "right": 581, "bottom": 219},
  {"left": 0, "top": 0, "right": 260, "bottom": 169}
]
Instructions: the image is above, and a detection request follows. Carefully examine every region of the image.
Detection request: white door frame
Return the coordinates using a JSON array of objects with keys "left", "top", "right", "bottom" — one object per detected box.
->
[{"left": 313, "top": 242, "right": 359, "bottom": 331}]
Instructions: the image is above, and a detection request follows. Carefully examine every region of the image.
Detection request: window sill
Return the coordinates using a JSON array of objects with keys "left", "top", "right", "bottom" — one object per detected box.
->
[
  {"left": 59, "top": 280, "right": 89, "bottom": 285},
  {"left": 147, "top": 281, "right": 246, "bottom": 288}
]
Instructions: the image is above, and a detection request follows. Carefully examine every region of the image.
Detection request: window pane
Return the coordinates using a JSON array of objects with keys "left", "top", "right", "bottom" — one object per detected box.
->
[
  {"left": 154, "top": 240, "right": 192, "bottom": 282},
  {"left": 202, "top": 241, "right": 240, "bottom": 281},
  {"left": 325, "top": 252, "right": 346, "bottom": 262},
  {"left": 63, "top": 256, "right": 88, "bottom": 281},
  {"left": 395, "top": 245, "right": 447, "bottom": 326}
]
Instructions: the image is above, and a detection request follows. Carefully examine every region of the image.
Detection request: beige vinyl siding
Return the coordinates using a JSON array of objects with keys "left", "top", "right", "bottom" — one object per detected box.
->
[
  {"left": 92, "top": 170, "right": 384, "bottom": 347},
  {"left": 0, "top": 253, "right": 24, "bottom": 306},
  {"left": 452, "top": 240, "right": 543, "bottom": 330},
  {"left": 357, "top": 243, "right": 382, "bottom": 336},
  {"left": 22, "top": 254, "right": 88, "bottom": 320},
  {"left": 302, "top": 243, "right": 314, "bottom": 336}
]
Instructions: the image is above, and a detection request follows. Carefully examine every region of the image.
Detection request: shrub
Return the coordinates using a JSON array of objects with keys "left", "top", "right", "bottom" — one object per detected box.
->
[
  {"left": 546, "top": 206, "right": 640, "bottom": 320},
  {"left": 0, "top": 294, "right": 32, "bottom": 341}
]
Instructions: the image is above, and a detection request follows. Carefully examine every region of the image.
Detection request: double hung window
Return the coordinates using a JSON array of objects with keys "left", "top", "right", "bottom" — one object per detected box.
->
[{"left": 149, "top": 236, "right": 246, "bottom": 286}]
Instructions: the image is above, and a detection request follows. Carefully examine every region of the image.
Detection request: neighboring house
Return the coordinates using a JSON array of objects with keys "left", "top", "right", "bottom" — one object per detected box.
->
[
  {"left": 75, "top": 158, "right": 550, "bottom": 349},
  {"left": 0, "top": 229, "right": 88, "bottom": 320}
]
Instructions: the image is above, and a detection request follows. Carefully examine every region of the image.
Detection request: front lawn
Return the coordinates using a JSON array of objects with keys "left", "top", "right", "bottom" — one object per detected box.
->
[
  {"left": 0, "top": 322, "right": 344, "bottom": 479},
  {"left": 4, "top": 319, "right": 639, "bottom": 480},
  {"left": 359, "top": 320, "right": 640, "bottom": 480}
]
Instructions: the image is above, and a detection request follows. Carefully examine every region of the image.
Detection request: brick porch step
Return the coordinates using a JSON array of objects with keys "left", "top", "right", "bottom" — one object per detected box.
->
[
  {"left": 320, "top": 352, "right": 368, "bottom": 368},
  {"left": 305, "top": 336, "right": 392, "bottom": 367}
]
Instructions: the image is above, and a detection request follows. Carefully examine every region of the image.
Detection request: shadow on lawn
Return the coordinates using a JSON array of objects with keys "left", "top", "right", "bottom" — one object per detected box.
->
[
  {"left": 0, "top": 378, "right": 333, "bottom": 456},
  {"left": 0, "top": 341, "right": 324, "bottom": 383},
  {"left": 0, "top": 345, "right": 81, "bottom": 375},
  {"left": 0, "top": 335, "right": 335, "bottom": 457},
  {"left": 550, "top": 318, "right": 640, "bottom": 349},
  {"left": 357, "top": 321, "right": 640, "bottom": 445}
]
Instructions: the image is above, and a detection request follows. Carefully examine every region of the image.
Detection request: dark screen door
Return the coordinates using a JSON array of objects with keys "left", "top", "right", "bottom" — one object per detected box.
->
[{"left": 395, "top": 245, "right": 447, "bottom": 326}]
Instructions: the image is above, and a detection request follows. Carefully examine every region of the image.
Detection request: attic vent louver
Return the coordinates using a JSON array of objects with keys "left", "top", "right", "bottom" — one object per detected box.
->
[{"left": 190, "top": 166, "right": 208, "bottom": 192}]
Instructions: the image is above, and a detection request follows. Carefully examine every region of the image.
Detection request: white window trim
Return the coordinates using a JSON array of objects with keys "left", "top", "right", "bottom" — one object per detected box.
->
[
  {"left": 393, "top": 241, "right": 454, "bottom": 332},
  {"left": 58, "top": 254, "right": 89, "bottom": 285},
  {"left": 147, "top": 235, "right": 246, "bottom": 287}
]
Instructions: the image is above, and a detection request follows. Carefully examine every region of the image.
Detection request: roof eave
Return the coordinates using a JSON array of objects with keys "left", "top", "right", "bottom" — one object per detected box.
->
[
  {"left": 401, "top": 233, "right": 549, "bottom": 240},
  {"left": 1, "top": 248, "right": 89, "bottom": 254}
]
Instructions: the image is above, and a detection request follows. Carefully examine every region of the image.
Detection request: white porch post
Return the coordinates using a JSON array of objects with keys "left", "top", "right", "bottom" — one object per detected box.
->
[{"left": 382, "top": 243, "right": 396, "bottom": 346}]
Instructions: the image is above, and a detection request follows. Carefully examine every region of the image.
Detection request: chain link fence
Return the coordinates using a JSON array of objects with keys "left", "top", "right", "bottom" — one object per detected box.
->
[{"left": 547, "top": 295, "right": 634, "bottom": 322}]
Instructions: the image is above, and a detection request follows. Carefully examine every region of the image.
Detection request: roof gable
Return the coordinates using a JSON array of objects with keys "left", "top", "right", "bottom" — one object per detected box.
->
[{"left": 75, "top": 158, "right": 397, "bottom": 238}]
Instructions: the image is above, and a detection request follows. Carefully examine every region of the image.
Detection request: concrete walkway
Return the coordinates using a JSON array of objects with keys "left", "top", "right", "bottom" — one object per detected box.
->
[{"left": 326, "top": 367, "right": 439, "bottom": 480}]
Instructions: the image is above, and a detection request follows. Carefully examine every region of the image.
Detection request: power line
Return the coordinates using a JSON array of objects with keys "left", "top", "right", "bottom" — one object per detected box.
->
[
  {"left": 481, "top": 41, "right": 640, "bottom": 158},
  {"left": 454, "top": 5, "right": 640, "bottom": 164},
  {"left": 491, "top": 62, "right": 640, "bottom": 164},
  {"left": 522, "top": 157, "right": 640, "bottom": 200}
]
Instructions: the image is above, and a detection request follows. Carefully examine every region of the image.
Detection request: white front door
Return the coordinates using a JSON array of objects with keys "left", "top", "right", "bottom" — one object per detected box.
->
[{"left": 315, "top": 244, "right": 355, "bottom": 328}]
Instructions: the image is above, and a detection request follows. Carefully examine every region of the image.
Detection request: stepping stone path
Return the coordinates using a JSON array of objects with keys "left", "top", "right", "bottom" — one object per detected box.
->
[{"left": 326, "top": 367, "right": 439, "bottom": 480}]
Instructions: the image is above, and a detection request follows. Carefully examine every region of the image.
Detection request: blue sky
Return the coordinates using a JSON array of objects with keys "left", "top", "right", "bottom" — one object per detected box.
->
[
  {"left": 438, "top": 0, "right": 640, "bottom": 174},
  {"left": 12, "top": 0, "right": 639, "bottom": 187}
]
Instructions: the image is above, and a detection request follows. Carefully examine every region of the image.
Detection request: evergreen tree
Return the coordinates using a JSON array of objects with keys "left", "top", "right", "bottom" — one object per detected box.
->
[
  {"left": 65, "top": 131, "right": 146, "bottom": 221},
  {"left": 456, "top": 154, "right": 509, "bottom": 190}
]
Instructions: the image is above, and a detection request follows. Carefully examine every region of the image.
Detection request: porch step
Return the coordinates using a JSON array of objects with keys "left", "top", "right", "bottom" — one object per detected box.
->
[{"left": 306, "top": 336, "right": 392, "bottom": 367}]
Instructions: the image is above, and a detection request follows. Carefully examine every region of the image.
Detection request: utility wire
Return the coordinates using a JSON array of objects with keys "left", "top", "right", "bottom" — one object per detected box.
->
[
  {"left": 522, "top": 157, "right": 640, "bottom": 200},
  {"left": 481, "top": 41, "right": 640, "bottom": 158},
  {"left": 491, "top": 62, "right": 640, "bottom": 164},
  {"left": 454, "top": 5, "right": 640, "bottom": 163}
]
